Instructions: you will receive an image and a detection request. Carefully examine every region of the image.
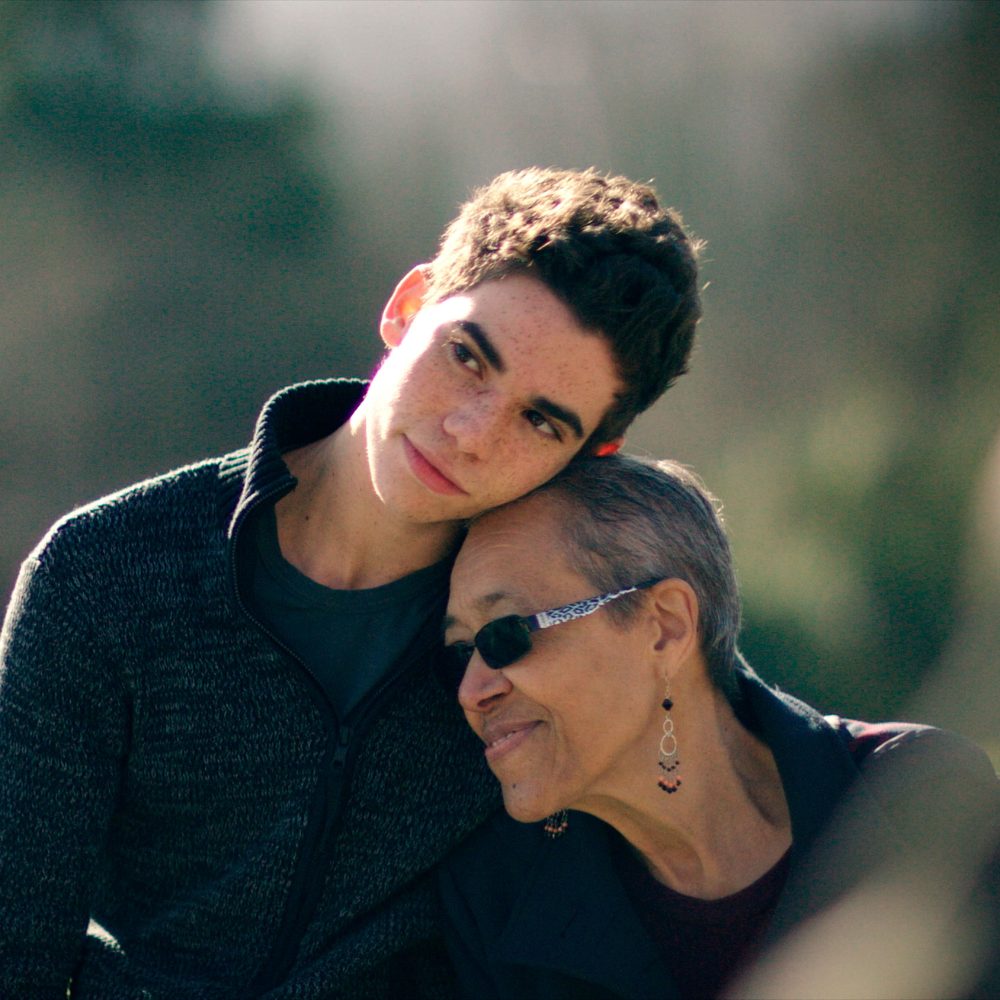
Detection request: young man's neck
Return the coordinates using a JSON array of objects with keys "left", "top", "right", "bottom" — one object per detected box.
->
[{"left": 273, "top": 424, "right": 462, "bottom": 591}]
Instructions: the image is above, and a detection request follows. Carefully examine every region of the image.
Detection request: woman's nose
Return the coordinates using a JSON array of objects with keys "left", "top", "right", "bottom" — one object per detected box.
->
[{"left": 457, "top": 652, "right": 512, "bottom": 713}]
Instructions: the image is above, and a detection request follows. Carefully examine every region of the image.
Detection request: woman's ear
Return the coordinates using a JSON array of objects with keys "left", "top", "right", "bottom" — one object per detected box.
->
[
  {"left": 380, "top": 264, "right": 430, "bottom": 347},
  {"left": 647, "top": 578, "right": 700, "bottom": 662}
]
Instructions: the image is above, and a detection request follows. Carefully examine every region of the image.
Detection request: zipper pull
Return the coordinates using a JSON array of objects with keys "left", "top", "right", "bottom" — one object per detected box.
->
[{"left": 332, "top": 724, "right": 351, "bottom": 768}]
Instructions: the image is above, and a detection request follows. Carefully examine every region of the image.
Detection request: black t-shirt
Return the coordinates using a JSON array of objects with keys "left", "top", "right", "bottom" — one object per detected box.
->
[
  {"left": 250, "top": 504, "right": 453, "bottom": 718},
  {"left": 613, "top": 833, "right": 791, "bottom": 1000}
]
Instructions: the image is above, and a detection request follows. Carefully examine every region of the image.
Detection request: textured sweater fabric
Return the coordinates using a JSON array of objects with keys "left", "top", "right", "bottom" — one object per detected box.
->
[{"left": 0, "top": 379, "right": 499, "bottom": 1000}]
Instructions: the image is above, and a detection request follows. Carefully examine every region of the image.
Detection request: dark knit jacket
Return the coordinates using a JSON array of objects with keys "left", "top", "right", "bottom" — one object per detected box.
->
[{"left": 0, "top": 379, "right": 499, "bottom": 1000}]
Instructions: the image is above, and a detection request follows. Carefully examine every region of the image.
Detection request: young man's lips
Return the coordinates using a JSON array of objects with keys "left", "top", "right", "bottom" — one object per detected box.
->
[
  {"left": 482, "top": 721, "right": 540, "bottom": 763},
  {"left": 403, "top": 437, "right": 467, "bottom": 496}
]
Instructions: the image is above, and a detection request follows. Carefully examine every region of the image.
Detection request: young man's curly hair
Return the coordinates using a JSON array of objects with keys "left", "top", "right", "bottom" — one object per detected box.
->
[{"left": 427, "top": 167, "right": 704, "bottom": 445}]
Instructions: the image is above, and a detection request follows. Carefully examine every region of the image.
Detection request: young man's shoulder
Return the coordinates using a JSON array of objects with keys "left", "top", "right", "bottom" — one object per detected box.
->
[
  {"left": 33, "top": 454, "right": 234, "bottom": 566},
  {"left": 31, "top": 377, "right": 368, "bottom": 569},
  {"left": 38, "top": 458, "right": 230, "bottom": 551}
]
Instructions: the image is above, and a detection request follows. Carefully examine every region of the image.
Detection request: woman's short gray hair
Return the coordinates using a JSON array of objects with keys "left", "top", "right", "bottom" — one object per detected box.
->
[{"left": 521, "top": 453, "right": 742, "bottom": 699}]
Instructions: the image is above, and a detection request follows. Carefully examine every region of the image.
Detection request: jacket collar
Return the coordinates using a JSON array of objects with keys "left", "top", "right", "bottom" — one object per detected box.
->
[
  {"left": 742, "top": 672, "right": 907, "bottom": 950},
  {"left": 735, "top": 660, "right": 861, "bottom": 858},
  {"left": 492, "top": 815, "right": 674, "bottom": 998},
  {"left": 217, "top": 379, "right": 367, "bottom": 539}
]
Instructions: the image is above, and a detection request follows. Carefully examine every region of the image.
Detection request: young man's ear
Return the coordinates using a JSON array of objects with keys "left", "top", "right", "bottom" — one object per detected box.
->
[
  {"left": 591, "top": 438, "right": 624, "bottom": 458},
  {"left": 380, "top": 265, "right": 430, "bottom": 347}
]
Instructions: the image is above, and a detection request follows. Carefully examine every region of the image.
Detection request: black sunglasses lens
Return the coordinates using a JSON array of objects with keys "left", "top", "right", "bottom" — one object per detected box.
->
[
  {"left": 438, "top": 643, "right": 473, "bottom": 692},
  {"left": 477, "top": 616, "right": 533, "bottom": 669}
]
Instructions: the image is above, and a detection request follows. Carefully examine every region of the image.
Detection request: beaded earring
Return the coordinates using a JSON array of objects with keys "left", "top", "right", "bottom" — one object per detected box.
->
[
  {"left": 657, "top": 680, "right": 682, "bottom": 794},
  {"left": 543, "top": 810, "right": 569, "bottom": 838}
]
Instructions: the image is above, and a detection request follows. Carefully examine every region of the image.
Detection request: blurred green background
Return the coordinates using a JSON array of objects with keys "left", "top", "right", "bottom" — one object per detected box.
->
[{"left": 2, "top": 0, "right": 997, "bottom": 747}]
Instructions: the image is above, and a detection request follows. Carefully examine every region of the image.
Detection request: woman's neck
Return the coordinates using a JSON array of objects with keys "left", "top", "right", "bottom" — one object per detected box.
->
[{"left": 579, "top": 683, "right": 792, "bottom": 901}]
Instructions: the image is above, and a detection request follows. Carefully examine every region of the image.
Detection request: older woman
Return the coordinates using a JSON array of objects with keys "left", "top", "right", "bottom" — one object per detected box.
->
[{"left": 438, "top": 454, "right": 999, "bottom": 1000}]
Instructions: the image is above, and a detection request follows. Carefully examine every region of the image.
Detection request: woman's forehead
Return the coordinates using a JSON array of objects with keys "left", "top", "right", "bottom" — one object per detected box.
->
[
  {"left": 449, "top": 500, "right": 578, "bottom": 613},
  {"left": 458, "top": 499, "right": 561, "bottom": 573}
]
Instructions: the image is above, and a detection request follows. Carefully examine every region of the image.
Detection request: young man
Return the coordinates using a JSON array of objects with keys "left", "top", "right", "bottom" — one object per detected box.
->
[{"left": 0, "top": 168, "right": 703, "bottom": 998}]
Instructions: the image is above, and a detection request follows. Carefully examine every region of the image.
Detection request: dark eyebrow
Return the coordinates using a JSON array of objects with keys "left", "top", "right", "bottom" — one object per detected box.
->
[
  {"left": 455, "top": 321, "right": 585, "bottom": 441},
  {"left": 456, "top": 321, "right": 505, "bottom": 373},
  {"left": 529, "top": 396, "right": 584, "bottom": 440}
]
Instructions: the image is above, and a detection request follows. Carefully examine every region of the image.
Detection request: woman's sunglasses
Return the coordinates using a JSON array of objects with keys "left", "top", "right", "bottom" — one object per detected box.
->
[{"left": 439, "top": 578, "right": 661, "bottom": 691}]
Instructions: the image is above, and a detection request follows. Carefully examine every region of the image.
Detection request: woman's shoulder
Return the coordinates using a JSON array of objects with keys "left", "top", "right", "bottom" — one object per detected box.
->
[
  {"left": 828, "top": 716, "right": 997, "bottom": 792},
  {"left": 822, "top": 716, "right": 999, "bottom": 860}
]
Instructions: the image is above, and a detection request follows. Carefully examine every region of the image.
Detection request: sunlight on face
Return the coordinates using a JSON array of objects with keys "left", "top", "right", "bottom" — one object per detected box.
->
[
  {"left": 362, "top": 275, "right": 623, "bottom": 526},
  {"left": 446, "top": 496, "right": 660, "bottom": 822}
]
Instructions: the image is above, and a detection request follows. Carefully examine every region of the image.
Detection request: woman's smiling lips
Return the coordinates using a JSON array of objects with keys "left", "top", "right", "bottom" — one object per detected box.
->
[
  {"left": 481, "top": 721, "right": 541, "bottom": 763},
  {"left": 402, "top": 437, "right": 467, "bottom": 496}
]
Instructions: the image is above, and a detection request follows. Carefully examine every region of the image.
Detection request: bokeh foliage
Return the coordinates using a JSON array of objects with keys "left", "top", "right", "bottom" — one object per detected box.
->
[{"left": 2, "top": 1, "right": 997, "bottom": 743}]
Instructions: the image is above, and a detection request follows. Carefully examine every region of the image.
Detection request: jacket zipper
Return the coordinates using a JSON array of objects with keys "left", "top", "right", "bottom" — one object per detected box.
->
[
  {"left": 248, "top": 631, "right": 441, "bottom": 995},
  {"left": 249, "top": 724, "right": 352, "bottom": 994},
  {"left": 227, "top": 488, "right": 444, "bottom": 995},
  {"left": 226, "top": 486, "right": 343, "bottom": 995}
]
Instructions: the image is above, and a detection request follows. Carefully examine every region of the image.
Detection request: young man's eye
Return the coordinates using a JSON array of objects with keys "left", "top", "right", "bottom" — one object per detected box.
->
[
  {"left": 449, "top": 340, "right": 482, "bottom": 375},
  {"left": 524, "top": 409, "right": 561, "bottom": 441}
]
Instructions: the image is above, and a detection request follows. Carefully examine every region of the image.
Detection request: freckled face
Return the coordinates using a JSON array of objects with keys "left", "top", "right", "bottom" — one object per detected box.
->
[
  {"left": 445, "top": 497, "right": 661, "bottom": 823},
  {"left": 362, "top": 274, "right": 623, "bottom": 525}
]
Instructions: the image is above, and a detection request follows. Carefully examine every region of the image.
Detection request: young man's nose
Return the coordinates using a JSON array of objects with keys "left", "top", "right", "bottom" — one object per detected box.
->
[
  {"left": 457, "top": 653, "right": 512, "bottom": 713},
  {"left": 442, "top": 395, "right": 504, "bottom": 458}
]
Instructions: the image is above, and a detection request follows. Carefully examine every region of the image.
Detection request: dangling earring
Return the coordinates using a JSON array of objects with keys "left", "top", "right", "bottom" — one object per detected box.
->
[
  {"left": 543, "top": 810, "right": 569, "bottom": 838},
  {"left": 657, "top": 681, "right": 682, "bottom": 794}
]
